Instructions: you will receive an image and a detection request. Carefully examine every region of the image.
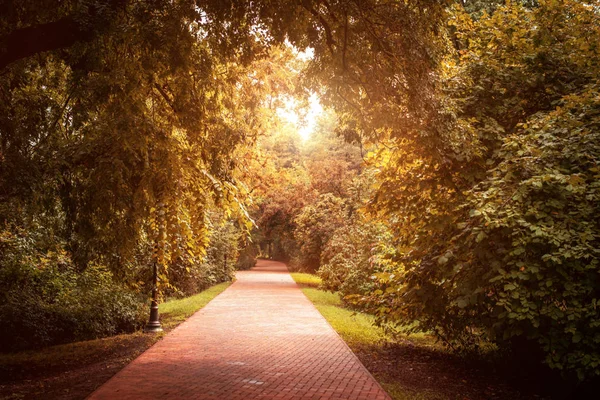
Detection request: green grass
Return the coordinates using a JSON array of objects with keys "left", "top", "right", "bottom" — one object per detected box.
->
[
  {"left": 159, "top": 281, "right": 231, "bottom": 329},
  {"left": 301, "top": 287, "right": 387, "bottom": 347},
  {"left": 290, "top": 272, "right": 322, "bottom": 288}
]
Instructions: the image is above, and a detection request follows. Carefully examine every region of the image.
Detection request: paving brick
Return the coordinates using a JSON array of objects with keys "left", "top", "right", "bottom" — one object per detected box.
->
[{"left": 88, "top": 260, "right": 390, "bottom": 400}]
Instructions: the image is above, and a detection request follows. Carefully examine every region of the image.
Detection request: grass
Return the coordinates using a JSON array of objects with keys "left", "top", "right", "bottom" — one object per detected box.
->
[
  {"left": 301, "top": 287, "right": 388, "bottom": 347},
  {"left": 159, "top": 281, "right": 231, "bottom": 329},
  {"left": 290, "top": 272, "right": 322, "bottom": 288},
  {"left": 291, "top": 272, "right": 389, "bottom": 347},
  {"left": 0, "top": 281, "right": 231, "bottom": 399},
  {"left": 291, "top": 272, "right": 444, "bottom": 400}
]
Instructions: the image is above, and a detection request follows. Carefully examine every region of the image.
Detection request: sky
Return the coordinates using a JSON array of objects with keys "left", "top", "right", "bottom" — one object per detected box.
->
[
  {"left": 276, "top": 93, "right": 323, "bottom": 140},
  {"left": 274, "top": 45, "right": 323, "bottom": 140}
]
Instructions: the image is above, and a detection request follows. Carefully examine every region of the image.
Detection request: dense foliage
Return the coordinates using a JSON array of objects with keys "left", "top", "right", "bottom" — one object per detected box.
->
[
  {"left": 0, "top": 227, "right": 146, "bottom": 351},
  {"left": 246, "top": 113, "right": 364, "bottom": 268},
  {"left": 1, "top": 0, "right": 599, "bottom": 385},
  {"left": 319, "top": 217, "right": 393, "bottom": 300},
  {"left": 248, "top": 0, "right": 600, "bottom": 382},
  {"left": 0, "top": 0, "right": 312, "bottom": 349},
  {"left": 1, "top": 0, "right": 447, "bottom": 349},
  {"left": 355, "top": 0, "right": 600, "bottom": 381}
]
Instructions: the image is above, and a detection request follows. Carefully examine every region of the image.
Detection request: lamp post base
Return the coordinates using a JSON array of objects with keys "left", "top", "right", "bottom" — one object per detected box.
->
[
  {"left": 144, "top": 299, "right": 162, "bottom": 333},
  {"left": 144, "top": 321, "right": 163, "bottom": 333}
]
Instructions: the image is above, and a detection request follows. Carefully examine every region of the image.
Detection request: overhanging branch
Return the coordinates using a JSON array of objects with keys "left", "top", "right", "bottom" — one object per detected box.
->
[
  {"left": 301, "top": 0, "right": 337, "bottom": 54},
  {"left": 0, "top": 17, "right": 91, "bottom": 70}
]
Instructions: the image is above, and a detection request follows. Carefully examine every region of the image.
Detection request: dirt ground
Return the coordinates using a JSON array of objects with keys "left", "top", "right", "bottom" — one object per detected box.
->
[
  {"left": 0, "top": 333, "right": 158, "bottom": 400},
  {"left": 355, "top": 339, "right": 597, "bottom": 400}
]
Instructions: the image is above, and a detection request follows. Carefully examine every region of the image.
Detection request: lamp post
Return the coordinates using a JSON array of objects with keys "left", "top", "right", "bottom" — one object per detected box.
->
[{"left": 144, "top": 260, "right": 163, "bottom": 333}]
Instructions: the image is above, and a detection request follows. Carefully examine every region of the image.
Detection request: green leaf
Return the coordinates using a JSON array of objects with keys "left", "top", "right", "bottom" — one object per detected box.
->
[{"left": 470, "top": 209, "right": 482, "bottom": 217}]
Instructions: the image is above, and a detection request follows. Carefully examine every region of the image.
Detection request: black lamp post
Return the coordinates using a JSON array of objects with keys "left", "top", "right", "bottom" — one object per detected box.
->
[{"left": 144, "top": 261, "right": 163, "bottom": 333}]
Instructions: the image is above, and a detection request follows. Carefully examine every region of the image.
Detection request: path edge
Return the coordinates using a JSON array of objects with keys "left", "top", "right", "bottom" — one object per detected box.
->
[
  {"left": 286, "top": 263, "right": 393, "bottom": 400},
  {"left": 85, "top": 280, "right": 236, "bottom": 399}
]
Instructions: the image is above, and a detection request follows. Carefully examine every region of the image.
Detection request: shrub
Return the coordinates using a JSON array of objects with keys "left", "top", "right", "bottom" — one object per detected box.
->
[
  {"left": 0, "top": 228, "right": 146, "bottom": 351},
  {"left": 462, "top": 88, "right": 600, "bottom": 379},
  {"left": 165, "top": 215, "right": 240, "bottom": 297},
  {"left": 293, "top": 194, "right": 347, "bottom": 272},
  {"left": 237, "top": 240, "right": 258, "bottom": 270},
  {"left": 202, "top": 219, "right": 239, "bottom": 284},
  {"left": 318, "top": 219, "right": 394, "bottom": 301},
  {"left": 361, "top": 1, "right": 600, "bottom": 381}
]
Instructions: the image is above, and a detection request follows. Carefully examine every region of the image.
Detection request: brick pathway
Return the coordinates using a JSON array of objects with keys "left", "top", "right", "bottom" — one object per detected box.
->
[{"left": 89, "top": 260, "right": 391, "bottom": 400}]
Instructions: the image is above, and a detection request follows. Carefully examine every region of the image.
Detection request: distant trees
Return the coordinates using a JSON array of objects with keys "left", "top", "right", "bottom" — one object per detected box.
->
[{"left": 244, "top": 106, "right": 369, "bottom": 267}]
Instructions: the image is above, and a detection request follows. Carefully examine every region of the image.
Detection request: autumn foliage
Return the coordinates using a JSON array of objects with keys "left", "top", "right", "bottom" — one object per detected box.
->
[{"left": 1, "top": 0, "right": 599, "bottom": 383}]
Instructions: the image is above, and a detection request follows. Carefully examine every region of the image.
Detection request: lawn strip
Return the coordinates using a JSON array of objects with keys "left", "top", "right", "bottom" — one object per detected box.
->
[{"left": 295, "top": 281, "right": 445, "bottom": 400}]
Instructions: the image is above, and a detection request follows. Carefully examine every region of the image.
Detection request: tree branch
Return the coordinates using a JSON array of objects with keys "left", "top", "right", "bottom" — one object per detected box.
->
[
  {"left": 301, "top": 0, "right": 337, "bottom": 54},
  {"left": 342, "top": 11, "right": 348, "bottom": 70},
  {"left": 0, "top": 17, "right": 93, "bottom": 70},
  {"left": 153, "top": 83, "right": 178, "bottom": 113}
]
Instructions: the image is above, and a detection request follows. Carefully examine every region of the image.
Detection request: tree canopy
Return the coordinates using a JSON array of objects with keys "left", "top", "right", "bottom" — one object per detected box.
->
[{"left": 1, "top": 0, "right": 599, "bottom": 384}]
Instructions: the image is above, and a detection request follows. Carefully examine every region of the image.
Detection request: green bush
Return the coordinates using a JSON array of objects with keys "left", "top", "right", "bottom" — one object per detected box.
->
[
  {"left": 463, "top": 88, "right": 600, "bottom": 379},
  {"left": 360, "top": 1, "right": 600, "bottom": 380},
  {"left": 0, "top": 229, "right": 146, "bottom": 352},
  {"left": 202, "top": 219, "right": 239, "bottom": 283},
  {"left": 358, "top": 1, "right": 600, "bottom": 381},
  {"left": 293, "top": 194, "right": 347, "bottom": 272},
  {"left": 165, "top": 214, "right": 239, "bottom": 297},
  {"left": 365, "top": 90, "right": 600, "bottom": 379},
  {"left": 237, "top": 240, "right": 258, "bottom": 270},
  {"left": 318, "top": 219, "right": 394, "bottom": 301}
]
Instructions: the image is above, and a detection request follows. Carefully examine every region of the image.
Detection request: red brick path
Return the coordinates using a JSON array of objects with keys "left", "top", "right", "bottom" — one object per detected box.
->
[{"left": 88, "top": 260, "right": 391, "bottom": 399}]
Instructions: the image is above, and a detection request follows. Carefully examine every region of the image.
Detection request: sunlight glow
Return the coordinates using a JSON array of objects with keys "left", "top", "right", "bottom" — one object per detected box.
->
[
  {"left": 276, "top": 93, "right": 323, "bottom": 140},
  {"left": 297, "top": 47, "right": 315, "bottom": 61}
]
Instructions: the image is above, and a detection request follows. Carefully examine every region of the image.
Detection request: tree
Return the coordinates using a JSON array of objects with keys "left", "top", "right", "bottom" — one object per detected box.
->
[
  {"left": 360, "top": 0, "right": 600, "bottom": 380},
  {"left": 1, "top": 0, "right": 452, "bottom": 273},
  {"left": 0, "top": 0, "right": 294, "bottom": 279},
  {"left": 293, "top": 193, "right": 347, "bottom": 271}
]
